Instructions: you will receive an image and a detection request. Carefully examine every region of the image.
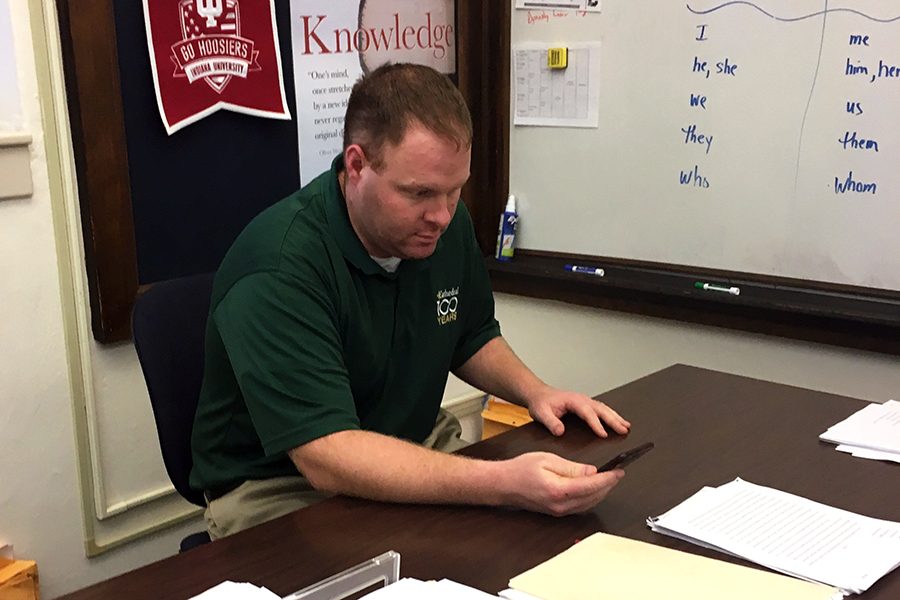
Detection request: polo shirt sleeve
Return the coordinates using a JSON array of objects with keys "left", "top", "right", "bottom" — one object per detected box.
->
[
  {"left": 213, "top": 269, "right": 360, "bottom": 456},
  {"left": 450, "top": 213, "right": 502, "bottom": 371}
]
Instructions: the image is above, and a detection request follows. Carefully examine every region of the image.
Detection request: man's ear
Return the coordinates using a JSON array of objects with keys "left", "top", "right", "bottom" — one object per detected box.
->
[{"left": 344, "top": 144, "right": 367, "bottom": 183}]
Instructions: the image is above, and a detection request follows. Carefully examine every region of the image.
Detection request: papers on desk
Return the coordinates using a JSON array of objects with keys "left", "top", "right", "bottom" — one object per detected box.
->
[
  {"left": 647, "top": 478, "right": 900, "bottom": 596},
  {"left": 190, "top": 578, "right": 501, "bottom": 600},
  {"left": 188, "top": 581, "right": 280, "bottom": 600},
  {"left": 820, "top": 399, "right": 900, "bottom": 462},
  {"left": 504, "top": 532, "right": 838, "bottom": 600},
  {"left": 835, "top": 444, "right": 900, "bottom": 463},
  {"left": 359, "top": 578, "right": 501, "bottom": 599}
]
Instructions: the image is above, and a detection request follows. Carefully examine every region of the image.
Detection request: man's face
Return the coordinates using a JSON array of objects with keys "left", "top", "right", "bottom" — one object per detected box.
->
[{"left": 345, "top": 124, "right": 471, "bottom": 260}]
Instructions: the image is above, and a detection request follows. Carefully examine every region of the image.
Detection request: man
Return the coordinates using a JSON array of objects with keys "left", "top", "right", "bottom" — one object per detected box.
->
[{"left": 191, "top": 63, "right": 630, "bottom": 539}]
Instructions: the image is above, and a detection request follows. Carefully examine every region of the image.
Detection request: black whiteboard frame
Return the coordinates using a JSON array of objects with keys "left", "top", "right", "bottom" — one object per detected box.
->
[{"left": 487, "top": 251, "right": 900, "bottom": 356}]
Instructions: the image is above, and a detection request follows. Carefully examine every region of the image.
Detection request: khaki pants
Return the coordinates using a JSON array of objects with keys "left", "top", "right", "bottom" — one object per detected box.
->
[{"left": 205, "top": 409, "right": 468, "bottom": 539}]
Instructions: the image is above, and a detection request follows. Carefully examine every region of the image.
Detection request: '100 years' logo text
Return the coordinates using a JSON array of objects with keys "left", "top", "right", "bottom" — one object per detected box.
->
[{"left": 436, "top": 287, "right": 458, "bottom": 326}]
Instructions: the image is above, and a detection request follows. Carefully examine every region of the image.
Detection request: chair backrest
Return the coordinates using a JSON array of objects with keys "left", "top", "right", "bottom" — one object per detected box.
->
[{"left": 132, "top": 273, "right": 215, "bottom": 508}]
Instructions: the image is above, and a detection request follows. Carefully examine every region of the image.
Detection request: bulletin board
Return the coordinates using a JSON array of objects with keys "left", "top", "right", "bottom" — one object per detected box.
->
[{"left": 56, "top": 0, "right": 508, "bottom": 342}]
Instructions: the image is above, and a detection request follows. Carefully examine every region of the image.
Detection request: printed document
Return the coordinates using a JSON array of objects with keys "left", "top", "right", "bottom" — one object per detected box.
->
[
  {"left": 648, "top": 478, "right": 900, "bottom": 595},
  {"left": 515, "top": 1, "right": 601, "bottom": 13},
  {"left": 513, "top": 43, "right": 601, "bottom": 128},
  {"left": 360, "top": 578, "right": 501, "bottom": 599},
  {"left": 821, "top": 399, "right": 900, "bottom": 461},
  {"left": 188, "top": 581, "right": 280, "bottom": 600}
]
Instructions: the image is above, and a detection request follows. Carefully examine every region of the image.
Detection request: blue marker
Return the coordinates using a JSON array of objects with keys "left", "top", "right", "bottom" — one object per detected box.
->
[{"left": 565, "top": 264, "right": 605, "bottom": 277}]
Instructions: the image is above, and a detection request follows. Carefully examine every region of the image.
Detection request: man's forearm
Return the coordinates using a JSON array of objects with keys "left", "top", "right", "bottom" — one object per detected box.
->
[
  {"left": 453, "top": 336, "right": 548, "bottom": 409},
  {"left": 289, "top": 427, "right": 625, "bottom": 516},
  {"left": 289, "top": 429, "right": 508, "bottom": 505}
]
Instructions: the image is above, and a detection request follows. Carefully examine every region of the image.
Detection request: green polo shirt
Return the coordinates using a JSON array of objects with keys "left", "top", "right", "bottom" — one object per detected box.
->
[{"left": 190, "top": 157, "right": 501, "bottom": 493}]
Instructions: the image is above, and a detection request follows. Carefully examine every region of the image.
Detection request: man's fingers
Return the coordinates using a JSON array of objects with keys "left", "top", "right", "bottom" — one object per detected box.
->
[
  {"left": 551, "top": 470, "right": 624, "bottom": 514},
  {"left": 541, "top": 454, "right": 597, "bottom": 478},
  {"left": 572, "top": 402, "right": 610, "bottom": 438},
  {"left": 512, "top": 452, "right": 624, "bottom": 516},
  {"left": 532, "top": 405, "right": 565, "bottom": 436},
  {"left": 532, "top": 393, "right": 632, "bottom": 440},
  {"left": 594, "top": 401, "right": 632, "bottom": 435}
]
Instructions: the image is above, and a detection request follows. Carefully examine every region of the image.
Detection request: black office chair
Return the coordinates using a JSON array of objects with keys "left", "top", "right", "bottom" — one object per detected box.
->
[{"left": 132, "top": 272, "right": 215, "bottom": 552}]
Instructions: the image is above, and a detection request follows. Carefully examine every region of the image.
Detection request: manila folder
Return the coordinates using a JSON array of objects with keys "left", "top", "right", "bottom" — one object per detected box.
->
[{"left": 508, "top": 532, "right": 838, "bottom": 600}]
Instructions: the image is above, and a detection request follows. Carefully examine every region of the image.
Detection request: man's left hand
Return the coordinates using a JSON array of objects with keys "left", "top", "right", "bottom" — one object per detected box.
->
[{"left": 527, "top": 386, "right": 631, "bottom": 438}]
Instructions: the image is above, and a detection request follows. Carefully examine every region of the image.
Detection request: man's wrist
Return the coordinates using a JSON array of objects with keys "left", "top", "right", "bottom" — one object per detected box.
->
[
  {"left": 515, "top": 380, "right": 552, "bottom": 412},
  {"left": 466, "top": 458, "right": 513, "bottom": 507}
]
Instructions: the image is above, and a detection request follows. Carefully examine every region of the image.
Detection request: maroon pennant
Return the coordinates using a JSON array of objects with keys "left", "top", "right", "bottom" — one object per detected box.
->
[{"left": 143, "top": 0, "right": 290, "bottom": 134}]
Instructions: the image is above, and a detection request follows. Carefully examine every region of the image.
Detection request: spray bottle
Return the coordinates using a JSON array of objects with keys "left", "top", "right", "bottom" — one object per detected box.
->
[{"left": 495, "top": 194, "right": 518, "bottom": 261}]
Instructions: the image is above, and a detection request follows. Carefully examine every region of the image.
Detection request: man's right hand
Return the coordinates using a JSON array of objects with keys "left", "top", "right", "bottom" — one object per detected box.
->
[
  {"left": 290, "top": 431, "right": 622, "bottom": 517},
  {"left": 497, "top": 452, "right": 624, "bottom": 516}
]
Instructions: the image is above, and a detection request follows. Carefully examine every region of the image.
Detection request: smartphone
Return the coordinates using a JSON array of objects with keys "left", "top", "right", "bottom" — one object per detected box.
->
[{"left": 597, "top": 442, "right": 655, "bottom": 472}]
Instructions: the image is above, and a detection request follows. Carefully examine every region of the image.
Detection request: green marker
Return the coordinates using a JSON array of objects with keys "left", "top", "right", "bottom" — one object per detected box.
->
[{"left": 694, "top": 281, "right": 740, "bottom": 296}]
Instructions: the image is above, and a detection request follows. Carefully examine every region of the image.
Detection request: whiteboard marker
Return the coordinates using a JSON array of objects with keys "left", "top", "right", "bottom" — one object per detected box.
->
[
  {"left": 495, "top": 194, "right": 518, "bottom": 262},
  {"left": 694, "top": 281, "right": 740, "bottom": 295},
  {"left": 566, "top": 264, "right": 605, "bottom": 277}
]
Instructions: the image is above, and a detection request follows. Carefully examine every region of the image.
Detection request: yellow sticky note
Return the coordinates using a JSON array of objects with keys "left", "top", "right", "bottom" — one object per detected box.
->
[{"left": 547, "top": 47, "right": 567, "bottom": 69}]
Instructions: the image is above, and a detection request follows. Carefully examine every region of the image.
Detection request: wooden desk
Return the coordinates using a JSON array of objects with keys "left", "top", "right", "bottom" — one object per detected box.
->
[{"left": 60, "top": 365, "right": 900, "bottom": 599}]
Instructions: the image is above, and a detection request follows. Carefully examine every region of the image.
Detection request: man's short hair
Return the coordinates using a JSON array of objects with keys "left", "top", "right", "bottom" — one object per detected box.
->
[{"left": 343, "top": 63, "right": 473, "bottom": 169}]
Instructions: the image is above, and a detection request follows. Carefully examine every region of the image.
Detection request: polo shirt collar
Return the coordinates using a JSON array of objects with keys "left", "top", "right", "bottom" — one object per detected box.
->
[
  {"left": 325, "top": 155, "right": 384, "bottom": 276},
  {"left": 324, "top": 155, "right": 433, "bottom": 277}
]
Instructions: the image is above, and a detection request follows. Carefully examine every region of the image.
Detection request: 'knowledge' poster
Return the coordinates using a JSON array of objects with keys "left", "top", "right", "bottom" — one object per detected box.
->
[{"left": 289, "top": 0, "right": 456, "bottom": 181}]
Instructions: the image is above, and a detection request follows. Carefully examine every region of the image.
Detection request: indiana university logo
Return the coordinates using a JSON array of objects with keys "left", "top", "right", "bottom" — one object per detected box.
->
[
  {"left": 172, "top": 0, "right": 258, "bottom": 94},
  {"left": 143, "top": 0, "right": 290, "bottom": 134}
]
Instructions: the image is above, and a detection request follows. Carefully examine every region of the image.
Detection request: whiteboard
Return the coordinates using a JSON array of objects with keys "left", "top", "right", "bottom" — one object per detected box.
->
[{"left": 509, "top": 1, "right": 900, "bottom": 292}]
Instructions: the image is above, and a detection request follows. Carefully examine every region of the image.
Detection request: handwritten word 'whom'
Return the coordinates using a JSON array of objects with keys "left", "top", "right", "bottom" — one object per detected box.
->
[{"left": 834, "top": 171, "right": 877, "bottom": 195}]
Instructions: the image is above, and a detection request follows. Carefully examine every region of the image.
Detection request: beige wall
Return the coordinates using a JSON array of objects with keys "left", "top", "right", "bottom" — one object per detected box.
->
[
  {"left": 0, "top": 2, "right": 205, "bottom": 598},
  {"left": 493, "top": 293, "right": 900, "bottom": 404}
]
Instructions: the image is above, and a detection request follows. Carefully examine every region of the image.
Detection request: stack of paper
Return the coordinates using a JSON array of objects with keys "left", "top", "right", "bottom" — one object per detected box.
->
[
  {"left": 360, "top": 578, "right": 501, "bottom": 599},
  {"left": 189, "top": 581, "right": 280, "bottom": 600},
  {"left": 191, "top": 578, "right": 501, "bottom": 600},
  {"left": 647, "top": 478, "right": 900, "bottom": 596},
  {"left": 820, "top": 399, "right": 900, "bottom": 463},
  {"left": 502, "top": 531, "right": 838, "bottom": 600}
]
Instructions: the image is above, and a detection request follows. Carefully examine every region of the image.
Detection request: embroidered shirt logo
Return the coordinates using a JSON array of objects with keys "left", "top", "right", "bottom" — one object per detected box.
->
[{"left": 436, "top": 287, "right": 459, "bottom": 325}]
